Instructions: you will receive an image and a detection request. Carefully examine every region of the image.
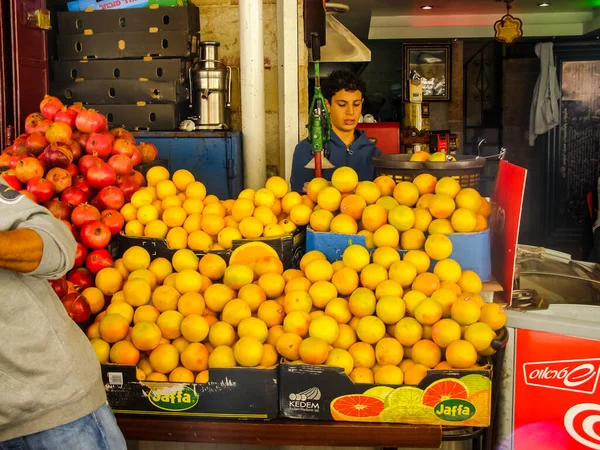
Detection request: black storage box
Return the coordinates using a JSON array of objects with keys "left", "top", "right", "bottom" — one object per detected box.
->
[
  {"left": 57, "top": 31, "right": 197, "bottom": 60},
  {"left": 51, "top": 79, "right": 188, "bottom": 104},
  {"left": 93, "top": 103, "right": 188, "bottom": 131},
  {"left": 52, "top": 59, "right": 189, "bottom": 83},
  {"left": 57, "top": 6, "right": 199, "bottom": 35}
]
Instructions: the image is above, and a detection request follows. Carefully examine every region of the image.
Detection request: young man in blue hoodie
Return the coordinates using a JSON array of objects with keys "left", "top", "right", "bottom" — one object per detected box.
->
[{"left": 290, "top": 70, "right": 382, "bottom": 192}]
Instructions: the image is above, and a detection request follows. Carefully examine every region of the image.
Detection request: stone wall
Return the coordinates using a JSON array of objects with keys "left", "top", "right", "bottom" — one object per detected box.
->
[{"left": 191, "top": 0, "right": 280, "bottom": 177}]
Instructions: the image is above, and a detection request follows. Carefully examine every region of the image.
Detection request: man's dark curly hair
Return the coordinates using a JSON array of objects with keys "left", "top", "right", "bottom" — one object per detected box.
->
[{"left": 322, "top": 70, "right": 367, "bottom": 102}]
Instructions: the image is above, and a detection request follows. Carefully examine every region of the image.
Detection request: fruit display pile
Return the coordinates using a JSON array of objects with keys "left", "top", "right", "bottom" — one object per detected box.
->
[
  {"left": 85, "top": 216, "right": 505, "bottom": 385},
  {"left": 0, "top": 96, "right": 158, "bottom": 323}
]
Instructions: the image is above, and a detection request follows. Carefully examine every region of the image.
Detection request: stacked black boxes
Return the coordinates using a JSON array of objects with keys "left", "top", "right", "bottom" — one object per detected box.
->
[{"left": 51, "top": 6, "right": 199, "bottom": 131}]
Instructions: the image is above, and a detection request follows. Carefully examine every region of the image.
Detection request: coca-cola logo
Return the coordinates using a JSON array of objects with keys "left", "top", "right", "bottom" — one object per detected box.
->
[{"left": 523, "top": 358, "right": 600, "bottom": 394}]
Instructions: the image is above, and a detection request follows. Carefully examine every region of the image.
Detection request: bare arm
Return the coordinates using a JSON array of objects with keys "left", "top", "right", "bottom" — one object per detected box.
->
[{"left": 0, "top": 229, "right": 44, "bottom": 273}]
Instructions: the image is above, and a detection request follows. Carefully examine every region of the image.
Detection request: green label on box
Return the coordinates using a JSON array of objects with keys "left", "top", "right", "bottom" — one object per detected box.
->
[
  {"left": 148, "top": 386, "right": 199, "bottom": 411},
  {"left": 434, "top": 399, "right": 475, "bottom": 422}
]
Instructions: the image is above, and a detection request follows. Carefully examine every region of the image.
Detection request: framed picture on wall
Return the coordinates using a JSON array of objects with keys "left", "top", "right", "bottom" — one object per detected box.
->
[{"left": 403, "top": 44, "right": 452, "bottom": 102}]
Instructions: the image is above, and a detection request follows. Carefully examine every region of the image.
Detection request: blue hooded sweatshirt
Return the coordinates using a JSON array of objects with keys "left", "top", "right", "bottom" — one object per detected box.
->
[{"left": 290, "top": 129, "right": 382, "bottom": 192}]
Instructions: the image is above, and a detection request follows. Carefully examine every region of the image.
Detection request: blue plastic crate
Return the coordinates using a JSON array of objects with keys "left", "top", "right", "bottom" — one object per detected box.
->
[{"left": 306, "top": 228, "right": 491, "bottom": 282}]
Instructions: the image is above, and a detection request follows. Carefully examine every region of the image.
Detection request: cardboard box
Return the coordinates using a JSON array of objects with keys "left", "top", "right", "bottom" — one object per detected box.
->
[
  {"left": 93, "top": 103, "right": 189, "bottom": 131},
  {"left": 57, "top": 31, "right": 197, "bottom": 60},
  {"left": 117, "top": 226, "right": 306, "bottom": 269},
  {"left": 58, "top": 6, "right": 200, "bottom": 35},
  {"left": 306, "top": 228, "right": 492, "bottom": 282},
  {"left": 52, "top": 59, "right": 190, "bottom": 83},
  {"left": 279, "top": 363, "right": 492, "bottom": 427},
  {"left": 102, "top": 365, "right": 278, "bottom": 420},
  {"left": 51, "top": 79, "right": 188, "bottom": 104}
]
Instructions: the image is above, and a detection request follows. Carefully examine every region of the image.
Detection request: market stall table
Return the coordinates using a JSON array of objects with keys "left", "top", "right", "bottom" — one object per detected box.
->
[{"left": 117, "top": 416, "right": 443, "bottom": 448}]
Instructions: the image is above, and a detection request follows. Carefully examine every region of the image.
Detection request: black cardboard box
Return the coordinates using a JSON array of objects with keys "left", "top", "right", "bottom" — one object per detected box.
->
[
  {"left": 52, "top": 59, "right": 189, "bottom": 83},
  {"left": 279, "top": 363, "right": 492, "bottom": 427},
  {"left": 51, "top": 79, "right": 188, "bottom": 104},
  {"left": 57, "top": 31, "right": 197, "bottom": 60},
  {"left": 102, "top": 365, "right": 278, "bottom": 420},
  {"left": 116, "top": 227, "right": 306, "bottom": 270},
  {"left": 93, "top": 103, "right": 188, "bottom": 131},
  {"left": 57, "top": 6, "right": 199, "bottom": 35}
]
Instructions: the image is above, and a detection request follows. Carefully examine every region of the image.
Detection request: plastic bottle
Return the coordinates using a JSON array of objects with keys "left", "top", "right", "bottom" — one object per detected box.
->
[{"left": 67, "top": 0, "right": 150, "bottom": 12}]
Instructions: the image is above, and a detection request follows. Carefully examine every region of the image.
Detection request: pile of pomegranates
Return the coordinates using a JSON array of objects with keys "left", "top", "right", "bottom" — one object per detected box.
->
[{"left": 0, "top": 96, "right": 159, "bottom": 324}]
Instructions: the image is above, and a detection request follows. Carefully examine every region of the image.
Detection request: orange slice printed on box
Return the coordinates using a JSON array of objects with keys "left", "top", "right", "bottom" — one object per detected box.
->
[
  {"left": 229, "top": 242, "right": 280, "bottom": 274},
  {"left": 422, "top": 379, "right": 468, "bottom": 408},
  {"left": 330, "top": 394, "right": 385, "bottom": 422}
]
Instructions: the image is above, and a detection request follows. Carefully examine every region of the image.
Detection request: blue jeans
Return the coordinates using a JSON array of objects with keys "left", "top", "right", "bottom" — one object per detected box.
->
[{"left": 0, "top": 404, "right": 126, "bottom": 450}]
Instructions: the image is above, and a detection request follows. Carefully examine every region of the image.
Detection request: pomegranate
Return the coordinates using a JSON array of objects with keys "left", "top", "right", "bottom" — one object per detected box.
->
[
  {"left": 10, "top": 154, "right": 29, "bottom": 170},
  {"left": 44, "top": 143, "right": 74, "bottom": 169},
  {"left": 61, "top": 186, "right": 88, "bottom": 208},
  {"left": 67, "top": 140, "right": 83, "bottom": 161},
  {"left": 67, "top": 268, "right": 94, "bottom": 291},
  {"left": 75, "top": 110, "right": 107, "bottom": 134},
  {"left": 61, "top": 292, "right": 91, "bottom": 323},
  {"left": 111, "top": 139, "right": 137, "bottom": 159},
  {"left": 78, "top": 155, "right": 100, "bottom": 177},
  {"left": 54, "top": 107, "right": 78, "bottom": 129},
  {"left": 132, "top": 170, "right": 146, "bottom": 188},
  {"left": 115, "top": 175, "right": 139, "bottom": 201},
  {"left": 25, "top": 113, "right": 44, "bottom": 135},
  {"left": 46, "top": 167, "right": 72, "bottom": 194},
  {"left": 2, "top": 171, "right": 23, "bottom": 191},
  {"left": 40, "top": 95, "right": 64, "bottom": 120},
  {"left": 101, "top": 209, "right": 125, "bottom": 236},
  {"left": 15, "top": 157, "right": 44, "bottom": 183},
  {"left": 20, "top": 190, "right": 38, "bottom": 203},
  {"left": 86, "top": 132, "right": 114, "bottom": 158},
  {"left": 77, "top": 133, "right": 90, "bottom": 149},
  {"left": 108, "top": 154, "right": 133, "bottom": 176},
  {"left": 49, "top": 278, "right": 69, "bottom": 299},
  {"left": 73, "top": 243, "right": 88, "bottom": 269},
  {"left": 65, "top": 163, "right": 79, "bottom": 178},
  {"left": 26, "top": 132, "right": 49, "bottom": 156},
  {"left": 85, "top": 249, "right": 113, "bottom": 274},
  {"left": 87, "top": 161, "right": 116, "bottom": 190},
  {"left": 71, "top": 203, "right": 101, "bottom": 228},
  {"left": 46, "top": 122, "right": 73, "bottom": 144},
  {"left": 44, "top": 198, "right": 71, "bottom": 220},
  {"left": 12, "top": 135, "right": 28, "bottom": 154},
  {"left": 68, "top": 103, "right": 86, "bottom": 115},
  {"left": 138, "top": 142, "right": 158, "bottom": 163},
  {"left": 80, "top": 220, "right": 111, "bottom": 249},
  {"left": 73, "top": 175, "right": 93, "bottom": 198},
  {"left": 130, "top": 146, "right": 142, "bottom": 166},
  {"left": 26, "top": 177, "right": 54, "bottom": 203},
  {"left": 34, "top": 119, "right": 53, "bottom": 135},
  {"left": 97, "top": 186, "right": 125, "bottom": 211},
  {"left": 110, "top": 128, "right": 135, "bottom": 144}
]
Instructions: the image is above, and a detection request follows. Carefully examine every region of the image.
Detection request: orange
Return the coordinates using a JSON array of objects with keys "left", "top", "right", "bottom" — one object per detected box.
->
[
  {"left": 424, "top": 233, "right": 453, "bottom": 260},
  {"left": 451, "top": 295, "right": 481, "bottom": 325},
  {"left": 349, "top": 342, "right": 376, "bottom": 368},
  {"left": 148, "top": 258, "right": 173, "bottom": 285},
  {"left": 331, "top": 267, "right": 359, "bottom": 296},
  {"left": 276, "top": 332, "right": 303, "bottom": 360},
  {"left": 375, "top": 279, "right": 403, "bottom": 299},
  {"left": 361, "top": 204, "right": 388, "bottom": 232},
  {"left": 331, "top": 167, "right": 359, "bottom": 193},
  {"left": 217, "top": 226, "right": 242, "bottom": 249},
  {"left": 223, "top": 264, "right": 254, "bottom": 290},
  {"left": 306, "top": 177, "right": 329, "bottom": 202},
  {"left": 198, "top": 253, "right": 227, "bottom": 280},
  {"left": 413, "top": 173, "right": 437, "bottom": 195},
  {"left": 403, "top": 250, "right": 431, "bottom": 274},
  {"left": 149, "top": 343, "right": 180, "bottom": 374},
  {"left": 258, "top": 272, "right": 286, "bottom": 298},
  {"left": 325, "top": 298, "right": 352, "bottom": 324},
  {"left": 146, "top": 166, "right": 170, "bottom": 186},
  {"left": 429, "top": 218, "right": 455, "bottom": 235},
  {"left": 410, "top": 151, "right": 430, "bottom": 161},
  {"left": 122, "top": 246, "right": 151, "bottom": 272},
  {"left": 156, "top": 310, "right": 184, "bottom": 340},
  {"left": 388, "top": 260, "right": 417, "bottom": 288},
  {"left": 81, "top": 287, "right": 105, "bottom": 314},
  {"left": 400, "top": 228, "right": 426, "bottom": 250},
  {"left": 412, "top": 272, "right": 441, "bottom": 297},
  {"left": 239, "top": 216, "right": 264, "bottom": 239},
  {"left": 257, "top": 300, "right": 285, "bottom": 327},
  {"left": 185, "top": 181, "right": 207, "bottom": 200},
  {"left": 183, "top": 213, "right": 202, "bottom": 233},
  {"left": 456, "top": 188, "right": 482, "bottom": 213},
  {"left": 474, "top": 214, "right": 488, "bottom": 232},
  {"left": 253, "top": 205, "right": 277, "bottom": 226},
  {"left": 180, "top": 314, "right": 210, "bottom": 342},
  {"left": 413, "top": 208, "right": 433, "bottom": 233},
  {"left": 480, "top": 303, "right": 507, "bottom": 331},
  {"left": 156, "top": 179, "right": 177, "bottom": 200},
  {"left": 300, "top": 250, "right": 327, "bottom": 271},
  {"left": 433, "top": 258, "right": 462, "bottom": 283},
  {"left": 356, "top": 316, "right": 386, "bottom": 345},
  {"left": 90, "top": 339, "right": 110, "bottom": 364},
  {"left": 151, "top": 285, "right": 181, "bottom": 312},
  {"left": 349, "top": 367, "right": 374, "bottom": 384},
  {"left": 457, "top": 270, "right": 483, "bottom": 294},
  {"left": 109, "top": 340, "right": 140, "bottom": 365},
  {"left": 373, "top": 224, "right": 400, "bottom": 248},
  {"left": 299, "top": 337, "right": 330, "bottom": 364},
  {"left": 200, "top": 214, "right": 224, "bottom": 235},
  {"left": 358, "top": 230, "right": 375, "bottom": 249},
  {"left": 254, "top": 256, "right": 284, "bottom": 277},
  {"left": 388, "top": 205, "right": 415, "bottom": 232},
  {"left": 374, "top": 175, "right": 396, "bottom": 196},
  {"left": 404, "top": 364, "right": 429, "bottom": 385},
  {"left": 289, "top": 204, "right": 312, "bottom": 226},
  {"left": 285, "top": 276, "right": 312, "bottom": 293},
  {"left": 478, "top": 197, "right": 491, "bottom": 217},
  {"left": 349, "top": 287, "right": 377, "bottom": 318},
  {"left": 99, "top": 314, "right": 130, "bottom": 343},
  {"left": 340, "top": 194, "right": 367, "bottom": 220},
  {"left": 393, "top": 181, "right": 419, "bottom": 206},
  {"left": 451, "top": 208, "right": 477, "bottom": 233},
  {"left": 411, "top": 339, "right": 442, "bottom": 368},
  {"left": 376, "top": 196, "right": 399, "bottom": 211},
  {"left": 428, "top": 194, "right": 456, "bottom": 219},
  {"left": 232, "top": 198, "right": 255, "bottom": 222},
  {"left": 271, "top": 198, "right": 282, "bottom": 216},
  {"left": 318, "top": 186, "right": 342, "bottom": 212},
  {"left": 355, "top": 181, "right": 381, "bottom": 204},
  {"left": 372, "top": 246, "right": 401, "bottom": 270},
  {"left": 435, "top": 177, "right": 461, "bottom": 199},
  {"left": 144, "top": 219, "right": 168, "bottom": 239},
  {"left": 204, "top": 283, "right": 236, "bottom": 312},
  {"left": 265, "top": 176, "right": 288, "bottom": 199},
  {"left": 310, "top": 209, "right": 334, "bottom": 232},
  {"left": 359, "top": 263, "right": 388, "bottom": 290},
  {"left": 177, "top": 292, "right": 205, "bottom": 317},
  {"left": 281, "top": 191, "right": 302, "bottom": 213},
  {"left": 446, "top": 340, "right": 478, "bottom": 368},
  {"left": 416, "top": 193, "right": 434, "bottom": 209},
  {"left": 255, "top": 188, "right": 276, "bottom": 208},
  {"left": 106, "top": 302, "right": 134, "bottom": 324},
  {"left": 330, "top": 214, "right": 358, "bottom": 234},
  {"left": 342, "top": 244, "right": 370, "bottom": 272},
  {"left": 283, "top": 290, "right": 313, "bottom": 314},
  {"left": 131, "top": 321, "right": 162, "bottom": 351}
]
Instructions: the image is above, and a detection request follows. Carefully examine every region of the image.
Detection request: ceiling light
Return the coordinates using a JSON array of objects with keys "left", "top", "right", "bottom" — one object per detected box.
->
[
  {"left": 421, "top": 5, "right": 434, "bottom": 10},
  {"left": 537, "top": 2, "right": 551, "bottom": 6}
]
